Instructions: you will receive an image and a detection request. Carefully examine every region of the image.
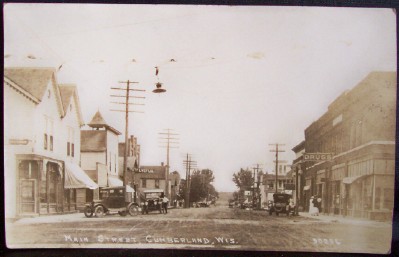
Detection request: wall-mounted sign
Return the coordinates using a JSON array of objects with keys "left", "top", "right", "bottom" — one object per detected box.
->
[
  {"left": 133, "top": 168, "right": 154, "bottom": 173},
  {"left": 303, "top": 153, "right": 333, "bottom": 161},
  {"left": 9, "top": 139, "right": 29, "bottom": 145}
]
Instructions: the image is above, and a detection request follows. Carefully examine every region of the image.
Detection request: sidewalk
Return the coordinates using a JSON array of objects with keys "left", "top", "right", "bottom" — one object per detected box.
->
[{"left": 298, "top": 211, "right": 392, "bottom": 227}]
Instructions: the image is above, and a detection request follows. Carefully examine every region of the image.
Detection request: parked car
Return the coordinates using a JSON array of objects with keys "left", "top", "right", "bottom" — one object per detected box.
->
[
  {"left": 84, "top": 186, "right": 140, "bottom": 218},
  {"left": 195, "top": 201, "right": 211, "bottom": 208},
  {"left": 269, "top": 193, "right": 295, "bottom": 216},
  {"left": 228, "top": 200, "right": 235, "bottom": 208},
  {"left": 140, "top": 189, "right": 164, "bottom": 214}
]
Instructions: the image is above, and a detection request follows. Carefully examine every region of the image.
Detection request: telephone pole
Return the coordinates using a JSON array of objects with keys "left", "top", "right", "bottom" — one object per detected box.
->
[
  {"left": 159, "top": 129, "right": 179, "bottom": 200},
  {"left": 269, "top": 144, "right": 285, "bottom": 194},
  {"left": 252, "top": 164, "right": 261, "bottom": 208},
  {"left": 110, "top": 80, "right": 145, "bottom": 186},
  {"left": 183, "top": 153, "right": 197, "bottom": 208}
]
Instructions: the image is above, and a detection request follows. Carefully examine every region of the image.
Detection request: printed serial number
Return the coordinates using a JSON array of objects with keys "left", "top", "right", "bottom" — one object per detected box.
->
[{"left": 312, "top": 238, "right": 342, "bottom": 245}]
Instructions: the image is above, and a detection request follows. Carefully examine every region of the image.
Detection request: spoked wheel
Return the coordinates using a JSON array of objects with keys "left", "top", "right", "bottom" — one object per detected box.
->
[
  {"left": 84, "top": 206, "right": 93, "bottom": 218},
  {"left": 128, "top": 205, "right": 139, "bottom": 216},
  {"left": 94, "top": 205, "right": 106, "bottom": 217}
]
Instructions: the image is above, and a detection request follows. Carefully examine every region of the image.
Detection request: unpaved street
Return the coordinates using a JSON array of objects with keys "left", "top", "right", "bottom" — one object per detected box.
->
[{"left": 6, "top": 205, "right": 392, "bottom": 253}]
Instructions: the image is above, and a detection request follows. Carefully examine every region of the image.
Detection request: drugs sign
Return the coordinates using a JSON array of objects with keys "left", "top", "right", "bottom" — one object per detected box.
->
[{"left": 303, "top": 153, "right": 333, "bottom": 161}]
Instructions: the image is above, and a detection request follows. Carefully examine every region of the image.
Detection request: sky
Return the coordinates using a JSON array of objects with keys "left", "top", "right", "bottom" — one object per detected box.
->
[{"left": 4, "top": 4, "right": 396, "bottom": 192}]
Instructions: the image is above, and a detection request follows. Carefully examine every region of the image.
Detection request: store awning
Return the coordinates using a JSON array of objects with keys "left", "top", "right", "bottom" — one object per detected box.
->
[
  {"left": 107, "top": 177, "right": 134, "bottom": 192},
  {"left": 64, "top": 162, "right": 99, "bottom": 189},
  {"left": 303, "top": 185, "right": 311, "bottom": 191},
  {"left": 342, "top": 175, "right": 369, "bottom": 184}
]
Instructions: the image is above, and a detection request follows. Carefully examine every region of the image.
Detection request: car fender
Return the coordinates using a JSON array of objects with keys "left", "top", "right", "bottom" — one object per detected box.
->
[{"left": 94, "top": 203, "right": 107, "bottom": 211}]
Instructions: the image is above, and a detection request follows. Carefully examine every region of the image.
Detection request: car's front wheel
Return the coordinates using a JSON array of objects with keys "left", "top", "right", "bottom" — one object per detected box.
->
[
  {"left": 94, "top": 205, "right": 106, "bottom": 217},
  {"left": 84, "top": 206, "right": 93, "bottom": 218},
  {"left": 128, "top": 205, "right": 139, "bottom": 216}
]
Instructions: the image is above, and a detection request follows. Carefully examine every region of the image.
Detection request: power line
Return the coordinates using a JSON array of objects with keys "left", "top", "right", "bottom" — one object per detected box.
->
[
  {"left": 110, "top": 80, "right": 145, "bottom": 187},
  {"left": 158, "top": 128, "right": 179, "bottom": 200}
]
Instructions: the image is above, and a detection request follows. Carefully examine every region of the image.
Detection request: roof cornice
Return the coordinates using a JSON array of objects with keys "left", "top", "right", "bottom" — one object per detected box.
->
[{"left": 4, "top": 77, "right": 40, "bottom": 104}]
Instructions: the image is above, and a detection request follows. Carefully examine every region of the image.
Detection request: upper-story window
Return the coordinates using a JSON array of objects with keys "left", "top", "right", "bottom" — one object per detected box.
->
[
  {"left": 44, "top": 116, "right": 54, "bottom": 151},
  {"left": 67, "top": 127, "right": 74, "bottom": 157}
]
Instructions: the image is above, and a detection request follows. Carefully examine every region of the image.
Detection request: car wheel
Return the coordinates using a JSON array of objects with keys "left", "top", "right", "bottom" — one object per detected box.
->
[
  {"left": 118, "top": 211, "right": 127, "bottom": 216},
  {"left": 94, "top": 205, "right": 105, "bottom": 217},
  {"left": 128, "top": 205, "right": 139, "bottom": 216},
  {"left": 84, "top": 206, "right": 93, "bottom": 218}
]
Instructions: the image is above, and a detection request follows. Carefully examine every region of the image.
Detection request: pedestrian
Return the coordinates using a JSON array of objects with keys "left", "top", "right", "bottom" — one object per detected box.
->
[
  {"left": 312, "top": 195, "right": 320, "bottom": 216},
  {"left": 162, "top": 196, "right": 169, "bottom": 214},
  {"left": 316, "top": 196, "right": 322, "bottom": 214},
  {"left": 309, "top": 196, "right": 318, "bottom": 216}
]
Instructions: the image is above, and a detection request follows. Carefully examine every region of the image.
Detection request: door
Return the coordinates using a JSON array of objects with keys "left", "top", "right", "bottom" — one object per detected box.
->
[{"left": 20, "top": 179, "right": 36, "bottom": 214}]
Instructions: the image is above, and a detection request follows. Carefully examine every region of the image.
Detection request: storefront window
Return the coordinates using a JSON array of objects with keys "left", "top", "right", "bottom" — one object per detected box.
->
[
  {"left": 383, "top": 188, "right": 394, "bottom": 210},
  {"left": 375, "top": 187, "right": 381, "bottom": 210}
]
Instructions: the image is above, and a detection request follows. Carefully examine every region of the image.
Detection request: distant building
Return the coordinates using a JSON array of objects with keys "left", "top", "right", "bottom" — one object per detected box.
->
[
  {"left": 4, "top": 67, "right": 97, "bottom": 218},
  {"left": 133, "top": 163, "right": 168, "bottom": 202},
  {"left": 118, "top": 135, "right": 141, "bottom": 197},
  {"left": 260, "top": 171, "right": 294, "bottom": 207},
  {"left": 291, "top": 141, "right": 306, "bottom": 210},
  {"left": 80, "top": 111, "right": 122, "bottom": 208}
]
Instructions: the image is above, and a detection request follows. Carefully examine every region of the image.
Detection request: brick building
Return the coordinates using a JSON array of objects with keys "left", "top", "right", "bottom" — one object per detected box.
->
[{"left": 302, "top": 71, "right": 396, "bottom": 220}]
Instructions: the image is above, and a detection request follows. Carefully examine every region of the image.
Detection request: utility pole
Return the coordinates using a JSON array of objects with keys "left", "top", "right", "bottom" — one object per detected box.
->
[
  {"left": 110, "top": 80, "right": 145, "bottom": 187},
  {"left": 252, "top": 164, "right": 261, "bottom": 209},
  {"left": 269, "top": 144, "right": 285, "bottom": 194},
  {"left": 183, "top": 153, "right": 197, "bottom": 208},
  {"left": 159, "top": 129, "right": 179, "bottom": 201}
]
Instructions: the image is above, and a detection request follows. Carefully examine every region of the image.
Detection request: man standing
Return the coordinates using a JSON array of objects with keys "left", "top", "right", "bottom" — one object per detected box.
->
[{"left": 162, "top": 196, "right": 169, "bottom": 214}]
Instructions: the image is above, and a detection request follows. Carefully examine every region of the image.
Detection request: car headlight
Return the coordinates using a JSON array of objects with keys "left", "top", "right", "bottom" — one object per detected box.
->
[{"left": 140, "top": 202, "right": 144, "bottom": 206}]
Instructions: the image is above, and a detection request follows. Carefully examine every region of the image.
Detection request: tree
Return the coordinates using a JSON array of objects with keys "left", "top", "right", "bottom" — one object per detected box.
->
[
  {"left": 232, "top": 168, "right": 254, "bottom": 190},
  {"left": 189, "top": 169, "right": 217, "bottom": 203},
  {"left": 232, "top": 168, "right": 254, "bottom": 203}
]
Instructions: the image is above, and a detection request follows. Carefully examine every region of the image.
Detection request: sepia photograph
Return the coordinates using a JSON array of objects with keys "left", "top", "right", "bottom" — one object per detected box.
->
[{"left": 3, "top": 3, "right": 397, "bottom": 255}]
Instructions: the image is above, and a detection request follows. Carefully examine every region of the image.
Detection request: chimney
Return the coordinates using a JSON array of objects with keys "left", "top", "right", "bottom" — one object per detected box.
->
[{"left": 161, "top": 162, "right": 164, "bottom": 166}]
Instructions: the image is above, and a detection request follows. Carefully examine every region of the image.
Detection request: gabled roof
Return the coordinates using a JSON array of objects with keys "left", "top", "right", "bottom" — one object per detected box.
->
[
  {"left": 59, "top": 84, "right": 84, "bottom": 126},
  {"left": 4, "top": 67, "right": 55, "bottom": 100},
  {"left": 81, "top": 130, "right": 107, "bottom": 152},
  {"left": 88, "top": 111, "right": 121, "bottom": 135},
  {"left": 4, "top": 67, "right": 65, "bottom": 117}
]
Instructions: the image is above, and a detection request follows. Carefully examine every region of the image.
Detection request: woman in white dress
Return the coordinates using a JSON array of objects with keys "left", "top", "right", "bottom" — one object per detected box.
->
[{"left": 309, "top": 196, "right": 319, "bottom": 216}]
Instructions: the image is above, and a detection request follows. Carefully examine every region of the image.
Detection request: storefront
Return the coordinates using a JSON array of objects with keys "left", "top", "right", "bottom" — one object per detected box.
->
[
  {"left": 343, "top": 158, "right": 394, "bottom": 220},
  {"left": 16, "top": 155, "right": 98, "bottom": 216},
  {"left": 17, "top": 155, "right": 64, "bottom": 216}
]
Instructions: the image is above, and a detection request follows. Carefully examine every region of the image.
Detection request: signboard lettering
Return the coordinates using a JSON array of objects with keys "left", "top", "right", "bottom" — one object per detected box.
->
[{"left": 303, "top": 153, "right": 333, "bottom": 161}]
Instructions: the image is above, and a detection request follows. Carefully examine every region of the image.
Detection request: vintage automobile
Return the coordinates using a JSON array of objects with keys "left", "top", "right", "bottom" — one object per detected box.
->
[
  {"left": 140, "top": 189, "right": 165, "bottom": 214},
  {"left": 269, "top": 193, "right": 295, "bottom": 216},
  {"left": 84, "top": 186, "right": 140, "bottom": 218}
]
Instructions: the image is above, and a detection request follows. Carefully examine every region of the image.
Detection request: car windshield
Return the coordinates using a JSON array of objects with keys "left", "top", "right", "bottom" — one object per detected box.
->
[
  {"left": 145, "top": 192, "right": 162, "bottom": 199},
  {"left": 274, "top": 194, "right": 289, "bottom": 202}
]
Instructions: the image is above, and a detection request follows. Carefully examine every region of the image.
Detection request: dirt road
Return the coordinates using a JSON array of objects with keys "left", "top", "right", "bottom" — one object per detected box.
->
[{"left": 6, "top": 205, "right": 392, "bottom": 253}]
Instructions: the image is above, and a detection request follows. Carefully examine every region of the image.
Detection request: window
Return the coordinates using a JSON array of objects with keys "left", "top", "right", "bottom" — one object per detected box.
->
[
  {"left": 155, "top": 179, "right": 160, "bottom": 189},
  {"left": 67, "top": 127, "right": 74, "bottom": 157},
  {"left": 44, "top": 116, "right": 54, "bottom": 151},
  {"left": 142, "top": 179, "right": 147, "bottom": 188},
  {"left": 44, "top": 133, "right": 48, "bottom": 150},
  {"left": 383, "top": 188, "right": 394, "bottom": 210}
]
